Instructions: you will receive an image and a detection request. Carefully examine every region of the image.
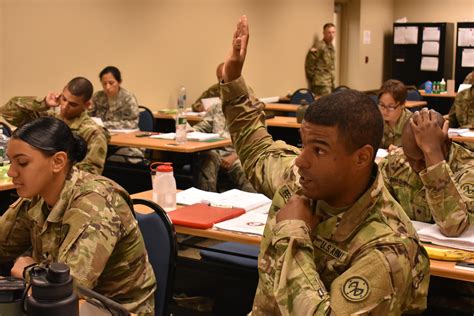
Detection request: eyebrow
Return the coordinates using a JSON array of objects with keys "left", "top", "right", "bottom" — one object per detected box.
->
[{"left": 11, "top": 153, "right": 28, "bottom": 159}]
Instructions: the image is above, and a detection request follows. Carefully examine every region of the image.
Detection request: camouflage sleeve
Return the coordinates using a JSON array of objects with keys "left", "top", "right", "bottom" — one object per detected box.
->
[
  {"left": 305, "top": 49, "right": 317, "bottom": 83},
  {"left": 221, "top": 77, "right": 300, "bottom": 198},
  {"left": 75, "top": 127, "right": 110, "bottom": 175},
  {"left": 56, "top": 192, "right": 123, "bottom": 288},
  {"left": 267, "top": 221, "right": 412, "bottom": 315},
  {"left": 103, "top": 92, "right": 140, "bottom": 130},
  {"left": 192, "top": 105, "right": 215, "bottom": 133},
  {"left": 0, "top": 96, "right": 50, "bottom": 127},
  {"left": 448, "top": 94, "right": 461, "bottom": 128},
  {"left": 419, "top": 161, "right": 473, "bottom": 236},
  {"left": 378, "top": 157, "right": 395, "bottom": 194},
  {"left": 0, "top": 199, "right": 34, "bottom": 260}
]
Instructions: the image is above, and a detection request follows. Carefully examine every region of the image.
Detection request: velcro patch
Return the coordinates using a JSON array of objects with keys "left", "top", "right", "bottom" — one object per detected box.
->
[{"left": 342, "top": 276, "right": 370, "bottom": 302}]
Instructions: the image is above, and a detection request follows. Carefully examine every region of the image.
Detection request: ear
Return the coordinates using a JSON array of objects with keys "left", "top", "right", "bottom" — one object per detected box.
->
[
  {"left": 352, "top": 144, "right": 374, "bottom": 170},
  {"left": 84, "top": 100, "right": 92, "bottom": 110},
  {"left": 51, "top": 151, "right": 68, "bottom": 173}
]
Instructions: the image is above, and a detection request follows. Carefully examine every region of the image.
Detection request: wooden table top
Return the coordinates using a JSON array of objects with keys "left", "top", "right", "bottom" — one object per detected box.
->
[
  {"left": 131, "top": 189, "right": 473, "bottom": 282},
  {"left": 109, "top": 131, "right": 231, "bottom": 153},
  {"left": 0, "top": 177, "right": 14, "bottom": 191},
  {"left": 419, "top": 90, "right": 457, "bottom": 98}
]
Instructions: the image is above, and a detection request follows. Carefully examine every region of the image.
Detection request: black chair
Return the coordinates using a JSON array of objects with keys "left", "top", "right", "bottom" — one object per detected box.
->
[
  {"left": 333, "top": 85, "right": 351, "bottom": 93},
  {"left": 406, "top": 86, "right": 423, "bottom": 101},
  {"left": 138, "top": 106, "right": 156, "bottom": 132},
  {"left": 289, "top": 88, "right": 315, "bottom": 105},
  {"left": 133, "top": 198, "right": 177, "bottom": 316},
  {"left": 0, "top": 122, "right": 12, "bottom": 137},
  {"left": 367, "top": 93, "right": 378, "bottom": 106}
]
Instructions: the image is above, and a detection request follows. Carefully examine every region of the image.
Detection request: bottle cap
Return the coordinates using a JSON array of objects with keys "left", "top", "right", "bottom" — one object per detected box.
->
[{"left": 157, "top": 164, "right": 173, "bottom": 172}]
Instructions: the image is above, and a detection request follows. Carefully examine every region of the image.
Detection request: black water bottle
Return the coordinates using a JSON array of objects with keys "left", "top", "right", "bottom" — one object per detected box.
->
[{"left": 26, "top": 262, "right": 78, "bottom": 316}]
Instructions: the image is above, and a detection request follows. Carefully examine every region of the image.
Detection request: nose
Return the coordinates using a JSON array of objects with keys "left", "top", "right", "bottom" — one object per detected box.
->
[
  {"left": 295, "top": 149, "right": 310, "bottom": 170},
  {"left": 7, "top": 164, "right": 16, "bottom": 178}
]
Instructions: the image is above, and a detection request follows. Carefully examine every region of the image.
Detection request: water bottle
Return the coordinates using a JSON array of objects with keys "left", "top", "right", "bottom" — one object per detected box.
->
[
  {"left": 26, "top": 263, "right": 79, "bottom": 316},
  {"left": 151, "top": 162, "right": 177, "bottom": 212},
  {"left": 424, "top": 81, "right": 432, "bottom": 94},
  {"left": 176, "top": 86, "right": 187, "bottom": 144}
]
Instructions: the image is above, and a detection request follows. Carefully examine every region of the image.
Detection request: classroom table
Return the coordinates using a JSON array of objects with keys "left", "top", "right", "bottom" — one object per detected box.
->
[
  {"left": 131, "top": 189, "right": 474, "bottom": 282},
  {"left": 109, "top": 131, "right": 231, "bottom": 153},
  {"left": 418, "top": 90, "right": 456, "bottom": 115},
  {"left": 419, "top": 90, "right": 457, "bottom": 98},
  {"left": 0, "top": 177, "right": 14, "bottom": 191}
]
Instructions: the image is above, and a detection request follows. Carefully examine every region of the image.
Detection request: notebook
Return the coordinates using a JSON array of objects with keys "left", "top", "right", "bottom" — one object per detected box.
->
[{"left": 168, "top": 203, "right": 245, "bottom": 229}]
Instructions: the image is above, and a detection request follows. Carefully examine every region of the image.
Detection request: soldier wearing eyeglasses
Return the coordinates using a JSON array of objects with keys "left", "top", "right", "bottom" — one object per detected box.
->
[{"left": 377, "top": 79, "right": 413, "bottom": 150}]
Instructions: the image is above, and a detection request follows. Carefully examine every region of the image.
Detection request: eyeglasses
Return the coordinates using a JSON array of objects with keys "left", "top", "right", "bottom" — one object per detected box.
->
[{"left": 378, "top": 102, "right": 401, "bottom": 111}]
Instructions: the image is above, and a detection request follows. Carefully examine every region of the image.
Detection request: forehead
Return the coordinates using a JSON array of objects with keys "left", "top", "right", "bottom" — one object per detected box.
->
[
  {"left": 379, "top": 92, "right": 396, "bottom": 103},
  {"left": 7, "top": 138, "right": 41, "bottom": 157},
  {"left": 62, "top": 87, "right": 85, "bottom": 104},
  {"left": 101, "top": 72, "right": 117, "bottom": 82},
  {"left": 301, "top": 121, "right": 341, "bottom": 145},
  {"left": 325, "top": 26, "right": 336, "bottom": 33}
]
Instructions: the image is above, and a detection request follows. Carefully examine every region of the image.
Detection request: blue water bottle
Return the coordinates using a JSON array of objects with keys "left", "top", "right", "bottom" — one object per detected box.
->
[{"left": 425, "top": 81, "right": 432, "bottom": 94}]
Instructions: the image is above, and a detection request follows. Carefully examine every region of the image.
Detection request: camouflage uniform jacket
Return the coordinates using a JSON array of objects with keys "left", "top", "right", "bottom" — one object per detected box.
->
[
  {"left": 448, "top": 87, "right": 474, "bottom": 128},
  {"left": 0, "top": 97, "right": 109, "bottom": 175},
  {"left": 305, "top": 40, "right": 335, "bottom": 89},
  {"left": 380, "top": 143, "right": 474, "bottom": 237},
  {"left": 380, "top": 108, "right": 413, "bottom": 149},
  {"left": 221, "top": 77, "right": 429, "bottom": 315},
  {"left": 464, "top": 71, "right": 473, "bottom": 84},
  {"left": 0, "top": 168, "right": 156, "bottom": 314},
  {"left": 192, "top": 102, "right": 233, "bottom": 156},
  {"left": 191, "top": 83, "right": 221, "bottom": 112},
  {"left": 90, "top": 87, "right": 140, "bottom": 129}
]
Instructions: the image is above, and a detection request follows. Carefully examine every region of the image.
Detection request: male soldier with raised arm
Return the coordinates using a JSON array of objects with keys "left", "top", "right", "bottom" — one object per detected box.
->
[
  {"left": 221, "top": 15, "right": 429, "bottom": 315},
  {"left": 380, "top": 108, "right": 474, "bottom": 237},
  {"left": 0, "top": 77, "right": 109, "bottom": 175}
]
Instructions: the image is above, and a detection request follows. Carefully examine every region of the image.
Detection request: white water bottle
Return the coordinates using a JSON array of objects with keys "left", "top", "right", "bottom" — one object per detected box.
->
[
  {"left": 176, "top": 86, "right": 187, "bottom": 144},
  {"left": 151, "top": 163, "right": 177, "bottom": 212}
]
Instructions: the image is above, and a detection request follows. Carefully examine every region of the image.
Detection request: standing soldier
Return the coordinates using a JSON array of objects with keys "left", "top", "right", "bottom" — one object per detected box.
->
[{"left": 305, "top": 23, "right": 336, "bottom": 97}]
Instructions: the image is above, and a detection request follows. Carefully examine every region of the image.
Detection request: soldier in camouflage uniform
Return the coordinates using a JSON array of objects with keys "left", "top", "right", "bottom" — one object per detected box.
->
[
  {"left": 89, "top": 66, "right": 144, "bottom": 162},
  {"left": 221, "top": 16, "right": 429, "bottom": 315},
  {"left": 449, "top": 81, "right": 473, "bottom": 129},
  {"left": 463, "top": 70, "right": 473, "bottom": 84},
  {"left": 305, "top": 23, "right": 336, "bottom": 97},
  {"left": 193, "top": 102, "right": 255, "bottom": 192},
  {"left": 1, "top": 117, "right": 155, "bottom": 314},
  {"left": 380, "top": 108, "right": 474, "bottom": 237},
  {"left": 0, "top": 77, "right": 109, "bottom": 175},
  {"left": 377, "top": 79, "right": 413, "bottom": 150}
]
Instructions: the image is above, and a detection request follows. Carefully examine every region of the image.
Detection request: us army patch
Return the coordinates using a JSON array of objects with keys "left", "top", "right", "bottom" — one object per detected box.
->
[
  {"left": 313, "top": 236, "right": 348, "bottom": 263},
  {"left": 278, "top": 185, "right": 293, "bottom": 203},
  {"left": 342, "top": 276, "right": 370, "bottom": 302}
]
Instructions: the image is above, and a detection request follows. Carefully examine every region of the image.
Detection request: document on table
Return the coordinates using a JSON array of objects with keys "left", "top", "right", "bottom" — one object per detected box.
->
[
  {"left": 412, "top": 220, "right": 474, "bottom": 251},
  {"left": 214, "top": 211, "right": 269, "bottom": 236},
  {"left": 177, "top": 187, "right": 272, "bottom": 211},
  {"left": 448, "top": 128, "right": 474, "bottom": 137},
  {"left": 108, "top": 128, "right": 140, "bottom": 134}
]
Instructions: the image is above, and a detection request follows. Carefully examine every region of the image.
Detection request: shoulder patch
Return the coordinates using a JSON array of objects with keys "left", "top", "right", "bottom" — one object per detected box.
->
[
  {"left": 461, "top": 183, "right": 474, "bottom": 197},
  {"left": 342, "top": 276, "right": 370, "bottom": 302},
  {"left": 278, "top": 185, "right": 293, "bottom": 203}
]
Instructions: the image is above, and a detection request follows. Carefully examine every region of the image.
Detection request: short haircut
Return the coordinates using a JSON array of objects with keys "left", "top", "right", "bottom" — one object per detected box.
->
[
  {"left": 67, "top": 77, "right": 94, "bottom": 102},
  {"left": 377, "top": 79, "right": 407, "bottom": 104},
  {"left": 402, "top": 109, "right": 444, "bottom": 138},
  {"left": 304, "top": 89, "right": 383, "bottom": 155},
  {"left": 323, "top": 23, "right": 335, "bottom": 31},
  {"left": 12, "top": 116, "right": 87, "bottom": 165},
  {"left": 99, "top": 66, "right": 122, "bottom": 83}
]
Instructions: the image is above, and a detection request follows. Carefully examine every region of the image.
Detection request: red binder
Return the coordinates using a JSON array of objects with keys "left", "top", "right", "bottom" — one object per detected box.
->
[{"left": 168, "top": 203, "right": 245, "bottom": 229}]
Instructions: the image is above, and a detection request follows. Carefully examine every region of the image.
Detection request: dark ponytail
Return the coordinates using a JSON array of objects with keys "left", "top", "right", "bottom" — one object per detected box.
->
[{"left": 12, "top": 117, "right": 88, "bottom": 166}]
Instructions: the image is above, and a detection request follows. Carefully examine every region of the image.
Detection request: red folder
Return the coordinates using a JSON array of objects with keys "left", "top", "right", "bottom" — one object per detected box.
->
[{"left": 168, "top": 203, "right": 245, "bottom": 229}]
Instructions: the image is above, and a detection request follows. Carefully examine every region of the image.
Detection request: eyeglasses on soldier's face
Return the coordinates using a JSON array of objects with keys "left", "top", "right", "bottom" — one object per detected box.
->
[{"left": 378, "top": 102, "right": 401, "bottom": 111}]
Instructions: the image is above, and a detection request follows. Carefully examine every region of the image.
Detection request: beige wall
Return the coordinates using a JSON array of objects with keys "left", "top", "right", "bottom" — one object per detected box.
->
[
  {"left": 394, "top": 0, "right": 474, "bottom": 23},
  {"left": 0, "top": 0, "right": 333, "bottom": 110}
]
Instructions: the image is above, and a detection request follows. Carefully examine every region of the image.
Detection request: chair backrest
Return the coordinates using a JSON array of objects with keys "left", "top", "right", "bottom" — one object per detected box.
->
[
  {"left": 333, "top": 85, "right": 351, "bottom": 93},
  {"left": 367, "top": 93, "right": 378, "bottom": 106},
  {"left": 290, "top": 88, "right": 315, "bottom": 105},
  {"left": 406, "top": 86, "right": 423, "bottom": 101},
  {"left": 0, "top": 122, "right": 12, "bottom": 137},
  {"left": 138, "top": 106, "right": 156, "bottom": 132},
  {"left": 133, "top": 198, "right": 177, "bottom": 316}
]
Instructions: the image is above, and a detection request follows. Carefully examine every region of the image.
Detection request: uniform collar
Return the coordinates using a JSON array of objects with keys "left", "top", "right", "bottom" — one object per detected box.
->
[
  {"left": 65, "top": 111, "right": 89, "bottom": 131},
  {"left": 45, "top": 168, "right": 80, "bottom": 223},
  {"left": 332, "top": 165, "right": 383, "bottom": 242}
]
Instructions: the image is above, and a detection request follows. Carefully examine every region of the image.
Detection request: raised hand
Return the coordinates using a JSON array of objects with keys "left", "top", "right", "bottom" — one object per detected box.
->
[
  {"left": 410, "top": 108, "right": 448, "bottom": 167},
  {"left": 45, "top": 92, "right": 60, "bottom": 108},
  {"left": 223, "top": 15, "right": 249, "bottom": 83}
]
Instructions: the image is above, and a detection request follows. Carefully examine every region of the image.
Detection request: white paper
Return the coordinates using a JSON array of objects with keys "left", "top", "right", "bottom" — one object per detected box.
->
[
  {"left": 214, "top": 211, "right": 269, "bottom": 236},
  {"left": 458, "top": 83, "right": 472, "bottom": 92},
  {"left": 176, "top": 187, "right": 272, "bottom": 211},
  {"left": 458, "top": 131, "right": 474, "bottom": 138},
  {"left": 150, "top": 132, "right": 176, "bottom": 140},
  {"left": 108, "top": 128, "right": 140, "bottom": 134},
  {"left": 394, "top": 26, "right": 418, "bottom": 44},
  {"left": 458, "top": 28, "right": 474, "bottom": 47},
  {"left": 258, "top": 96, "right": 280, "bottom": 103},
  {"left": 376, "top": 148, "right": 388, "bottom": 159},
  {"left": 422, "top": 27, "right": 440, "bottom": 41},
  {"left": 420, "top": 56, "right": 438, "bottom": 71},
  {"left": 412, "top": 220, "right": 474, "bottom": 252},
  {"left": 421, "top": 41, "right": 439, "bottom": 55},
  {"left": 461, "top": 48, "right": 474, "bottom": 67},
  {"left": 448, "top": 128, "right": 470, "bottom": 136},
  {"left": 186, "top": 132, "right": 221, "bottom": 141},
  {"left": 201, "top": 97, "right": 221, "bottom": 111}
]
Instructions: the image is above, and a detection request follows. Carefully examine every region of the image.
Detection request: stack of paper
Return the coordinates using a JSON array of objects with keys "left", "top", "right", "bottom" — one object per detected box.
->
[
  {"left": 448, "top": 128, "right": 474, "bottom": 138},
  {"left": 177, "top": 187, "right": 272, "bottom": 211},
  {"left": 186, "top": 132, "right": 221, "bottom": 141},
  {"left": 412, "top": 221, "right": 474, "bottom": 251},
  {"left": 150, "top": 133, "right": 176, "bottom": 140},
  {"left": 108, "top": 128, "right": 140, "bottom": 134},
  {"left": 214, "top": 211, "right": 268, "bottom": 236}
]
